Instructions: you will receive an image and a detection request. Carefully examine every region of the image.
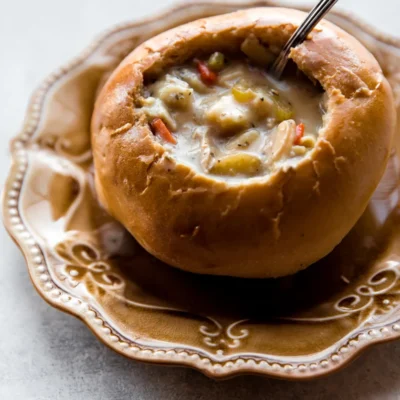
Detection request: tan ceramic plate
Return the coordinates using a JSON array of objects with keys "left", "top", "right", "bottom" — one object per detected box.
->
[{"left": 4, "top": 0, "right": 400, "bottom": 381}]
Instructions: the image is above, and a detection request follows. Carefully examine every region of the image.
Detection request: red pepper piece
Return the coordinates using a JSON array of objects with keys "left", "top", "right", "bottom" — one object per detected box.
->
[
  {"left": 195, "top": 59, "right": 218, "bottom": 85},
  {"left": 294, "top": 123, "right": 305, "bottom": 145}
]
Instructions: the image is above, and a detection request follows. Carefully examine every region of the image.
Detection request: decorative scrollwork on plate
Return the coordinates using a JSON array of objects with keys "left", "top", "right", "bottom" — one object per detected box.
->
[
  {"left": 286, "top": 260, "right": 400, "bottom": 323},
  {"left": 56, "top": 240, "right": 125, "bottom": 294},
  {"left": 6, "top": 0, "right": 400, "bottom": 380},
  {"left": 336, "top": 261, "right": 400, "bottom": 318},
  {"left": 200, "top": 318, "right": 249, "bottom": 354},
  {"left": 54, "top": 237, "right": 251, "bottom": 353}
]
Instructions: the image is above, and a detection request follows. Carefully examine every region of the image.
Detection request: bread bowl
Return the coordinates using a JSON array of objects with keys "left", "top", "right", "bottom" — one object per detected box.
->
[{"left": 91, "top": 7, "right": 396, "bottom": 278}]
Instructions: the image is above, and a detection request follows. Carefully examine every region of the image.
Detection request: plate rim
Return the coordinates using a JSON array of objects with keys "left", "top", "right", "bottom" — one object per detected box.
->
[{"left": 3, "top": 0, "right": 400, "bottom": 381}]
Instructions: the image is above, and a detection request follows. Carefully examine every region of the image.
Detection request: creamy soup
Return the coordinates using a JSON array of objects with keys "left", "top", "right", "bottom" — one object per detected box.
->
[{"left": 140, "top": 47, "right": 324, "bottom": 179}]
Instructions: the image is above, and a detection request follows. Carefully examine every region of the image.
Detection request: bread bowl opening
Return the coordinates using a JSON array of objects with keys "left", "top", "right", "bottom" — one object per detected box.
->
[{"left": 138, "top": 34, "right": 326, "bottom": 180}]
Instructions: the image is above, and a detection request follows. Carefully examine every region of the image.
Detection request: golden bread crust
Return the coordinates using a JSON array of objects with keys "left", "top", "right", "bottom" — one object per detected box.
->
[{"left": 91, "top": 8, "right": 396, "bottom": 278}]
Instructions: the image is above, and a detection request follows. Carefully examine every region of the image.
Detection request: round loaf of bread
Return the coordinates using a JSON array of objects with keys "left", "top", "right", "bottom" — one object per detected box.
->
[{"left": 91, "top": 7, "right": 395, "bottom": 278}]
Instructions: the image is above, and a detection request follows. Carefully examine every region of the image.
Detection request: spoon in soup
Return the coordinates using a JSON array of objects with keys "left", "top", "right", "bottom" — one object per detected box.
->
[{"left": 270, "top": 0, "right": 339, "bottom": 79}]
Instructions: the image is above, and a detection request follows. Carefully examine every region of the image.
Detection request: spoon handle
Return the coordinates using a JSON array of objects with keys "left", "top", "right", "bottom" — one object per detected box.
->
[{"left": 270, "top": 0, "right": 339, "bottom": 79}]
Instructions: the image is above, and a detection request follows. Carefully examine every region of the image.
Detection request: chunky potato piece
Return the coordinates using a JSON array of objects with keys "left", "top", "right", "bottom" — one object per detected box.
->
[
  {"left": 232, "top": 81, "right": 274, "bottom": 117},
  {"left": 211, "top": 153, "right": 262, "bottom": 176},
  {"left": 178, "top": 68, "right": 211, "bottom": 93},
  {"left": 252, "top": 94, "right": 275, "bottom": 118},
  {"left": 205, "top": 95, "right": 251, "bottom": 134},
  {"left": 141, "top": 97, "right": 176, "bottom": 130},
  {"left": 155, "top": 75, "right": 193, "bottom": 109},
  {"left": 226, "top": 130, "right": 260, "bottom": 150},
  {"left": 241, "top": 34, "right": 274, "bottom": 66}
]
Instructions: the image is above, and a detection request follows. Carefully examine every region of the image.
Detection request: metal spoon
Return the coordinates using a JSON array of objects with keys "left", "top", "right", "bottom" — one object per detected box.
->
[{"left": 270, "top": 0, "right": 339, "bottom": 79}]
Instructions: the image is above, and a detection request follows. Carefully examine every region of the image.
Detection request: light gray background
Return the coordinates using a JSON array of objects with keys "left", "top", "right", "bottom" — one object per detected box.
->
[{"left": 1, "top": 1, "right": 400, "bottom": 399}]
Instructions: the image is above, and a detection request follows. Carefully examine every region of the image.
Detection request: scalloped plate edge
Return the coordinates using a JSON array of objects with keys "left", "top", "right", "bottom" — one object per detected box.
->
[{"left": 3, "top": 0, "right": 400, "bottom": 380}]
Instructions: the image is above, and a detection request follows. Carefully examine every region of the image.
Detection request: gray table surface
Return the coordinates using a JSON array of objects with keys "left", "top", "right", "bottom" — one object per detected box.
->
[{"left": 1, "top": 1, "right": 400, "bottom": 399}]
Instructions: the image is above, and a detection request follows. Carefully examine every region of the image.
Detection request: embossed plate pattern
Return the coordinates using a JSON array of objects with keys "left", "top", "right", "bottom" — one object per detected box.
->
[{"left": 3, "top": 0, "right": 400, "bottom": 380}]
